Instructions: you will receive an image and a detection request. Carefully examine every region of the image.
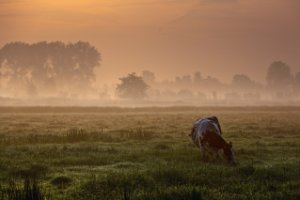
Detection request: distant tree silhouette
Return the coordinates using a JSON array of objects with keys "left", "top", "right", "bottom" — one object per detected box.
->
[
  {"left": 193, "top": 72, "right": 203, "bottom": 84},
  {"left": 202, "top": 76, "right": 224, "bottom": 91},
  {"left": 175, "top": 75, "right": 192, "bottom": 87},
  {"left": 116, "top": 73, "right": 149, "bottom": 99},
  {"left": 0, "top": 41, "right": 100, "bottom": 97},
  {"left": 294, "top": 71, "right": 300, "bottom": 93},
  {"left": 266, "top": 61, "right": 292, "bottom": 90},
  {"left": 232, "top": 74, "right": 260, "bottom": 91},
  {"left": 142, "top": 70, "right": 155, "bottom": 84}
]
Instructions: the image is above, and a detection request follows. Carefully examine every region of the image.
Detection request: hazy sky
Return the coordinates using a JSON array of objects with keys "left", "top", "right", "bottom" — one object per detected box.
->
[{"left": 1, "top": 0, "right": 299, "bottom": 84}]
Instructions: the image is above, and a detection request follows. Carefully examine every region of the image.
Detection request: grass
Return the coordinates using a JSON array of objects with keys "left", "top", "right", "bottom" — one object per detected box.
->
[
  {"left": 0, "top": 107, "right": 299, "bottom": 199},
  {"left": 0, "top": 178, "right": 51, "bottom": 200}
]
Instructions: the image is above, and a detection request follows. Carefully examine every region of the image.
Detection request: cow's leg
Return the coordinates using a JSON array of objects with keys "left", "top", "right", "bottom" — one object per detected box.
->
[
  {"left": 205, "top": 146, "right": 216, "bottom": 161},
  {"left": 212, "top": 149, "right": 220, "bottom": 161},
  {"left": 216, "top": 149, "right": 224, "bottom": 161},
  {"left": 199, "top": 140, "right": 207, "bottom": 161},
  {"left": 200, "top": 143, "right": 210, "bottom": 161},
  {"left": 202, "top": 149, "right": 209, "bottom": 161}
]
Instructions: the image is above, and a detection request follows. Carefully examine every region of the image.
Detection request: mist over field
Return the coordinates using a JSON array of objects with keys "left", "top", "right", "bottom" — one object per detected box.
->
[
  {"left": 0, "top": 41, "right": 299, "bottom": 106},
  {"left": 1, "top": 0, "right": 300, "bottom": 106}
]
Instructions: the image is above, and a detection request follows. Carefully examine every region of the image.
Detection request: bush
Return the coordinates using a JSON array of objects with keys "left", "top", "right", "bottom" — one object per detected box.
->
[{"left": 51, "top": 176, "right": 73, "bottom": 189}]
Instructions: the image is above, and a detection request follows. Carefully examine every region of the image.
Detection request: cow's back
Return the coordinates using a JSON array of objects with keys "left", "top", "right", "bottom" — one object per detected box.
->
[{"left": 192, "top": 118, "right": 221, "bottom": 145}]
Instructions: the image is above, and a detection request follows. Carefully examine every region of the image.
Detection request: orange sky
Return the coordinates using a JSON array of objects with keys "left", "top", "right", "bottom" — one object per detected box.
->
[{"left": 1, "top": 0, "right": 300, "bottom": 84}]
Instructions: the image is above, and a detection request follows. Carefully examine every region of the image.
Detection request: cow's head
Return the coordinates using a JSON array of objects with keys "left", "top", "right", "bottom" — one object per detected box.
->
[{"left": 223, "top": 141, "right": 236, "bottom": 165}]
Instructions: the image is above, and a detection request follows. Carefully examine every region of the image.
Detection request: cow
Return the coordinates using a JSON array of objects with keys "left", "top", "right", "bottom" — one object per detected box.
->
[{"left": 189, "top": 116, "right": 236, "bottom": 164}]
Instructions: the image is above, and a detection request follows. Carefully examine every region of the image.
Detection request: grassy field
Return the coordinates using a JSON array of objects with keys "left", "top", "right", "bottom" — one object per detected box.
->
[{"left": 0, "top": 107, "right": 299, "bottom": 200}]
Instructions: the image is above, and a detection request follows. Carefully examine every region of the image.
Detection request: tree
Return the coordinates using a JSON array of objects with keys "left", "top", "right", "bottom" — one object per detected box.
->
[
  {"left": 193, "top": 72, "right": 203, "bottom": 84},
  {"left": 201, "top": 76, "right": 224, "bottom": 92},
  {"left": 142, "top": 70, "right": 155, "bottom": 84},
  {"left": 0, "top": 41, "right": 101, "bottom": 97},
  {"left": 175, "top": 75, "right": 192, "bottom": 87},
  {"left": 231, "top": 74, "right": 260, "bottom": 91},
  {"left": 294, "top": 71, "right": 300, "bottom": 93},
  {"left": 266, "top": 61, "right": 293, "bottom": 89},
  {"left": 116, "top": 73, "right": 149, "bottom": 99}
]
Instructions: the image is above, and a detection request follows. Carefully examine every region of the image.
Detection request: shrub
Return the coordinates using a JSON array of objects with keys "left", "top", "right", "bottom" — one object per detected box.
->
[{"left": 51, "top": 176, "right": 73, "bottom": 189}]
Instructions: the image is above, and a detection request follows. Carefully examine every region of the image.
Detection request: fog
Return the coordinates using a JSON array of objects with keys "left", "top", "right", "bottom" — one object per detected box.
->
[
  {"left": 0, "top": 41, "right": 299, "bottom": 106},
  {"left": 0, "top": 0, "right": 299, "bottom": 106}
]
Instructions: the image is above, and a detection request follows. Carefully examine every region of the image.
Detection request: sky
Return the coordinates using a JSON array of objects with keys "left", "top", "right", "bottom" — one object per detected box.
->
[{"left": 0, "top": 0, "right": 300, "bottom": 85}]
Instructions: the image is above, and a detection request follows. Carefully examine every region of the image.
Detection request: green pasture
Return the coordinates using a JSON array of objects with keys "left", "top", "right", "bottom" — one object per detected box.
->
[{"left": 0, "top": 107, "right": 299, "bottom": 200}]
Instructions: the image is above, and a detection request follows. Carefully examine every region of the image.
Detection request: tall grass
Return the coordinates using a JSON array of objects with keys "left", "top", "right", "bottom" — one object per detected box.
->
[{"left": 0, "top": 178, "right": 51, "bottom": 200}]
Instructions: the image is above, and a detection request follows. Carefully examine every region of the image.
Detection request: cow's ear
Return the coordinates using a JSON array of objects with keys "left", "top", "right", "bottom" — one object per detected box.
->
[{"left": 229, "top": 141, "right": 232, "bottom": 148}]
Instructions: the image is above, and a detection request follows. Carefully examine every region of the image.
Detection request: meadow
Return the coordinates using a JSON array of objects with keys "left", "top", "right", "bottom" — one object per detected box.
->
[{"left": 0, "top": 107, "right": 299, "bottom": 200}]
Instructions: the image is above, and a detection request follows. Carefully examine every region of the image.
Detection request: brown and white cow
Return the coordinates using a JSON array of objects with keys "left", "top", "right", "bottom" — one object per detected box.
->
[{"left": 189, "top": 116, "right": 236, "bottom": 164}]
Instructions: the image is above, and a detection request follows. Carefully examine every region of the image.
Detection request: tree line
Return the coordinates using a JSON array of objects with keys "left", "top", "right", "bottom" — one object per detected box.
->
[
  {"left": 117, "top": 61, "right": 300, "bottom": 100},
  {"left": 0, "top": 41, "right": 100, "bottom": 97},
  {"left": 0, "top": 41, "right": 299, "bottom": 102}
]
